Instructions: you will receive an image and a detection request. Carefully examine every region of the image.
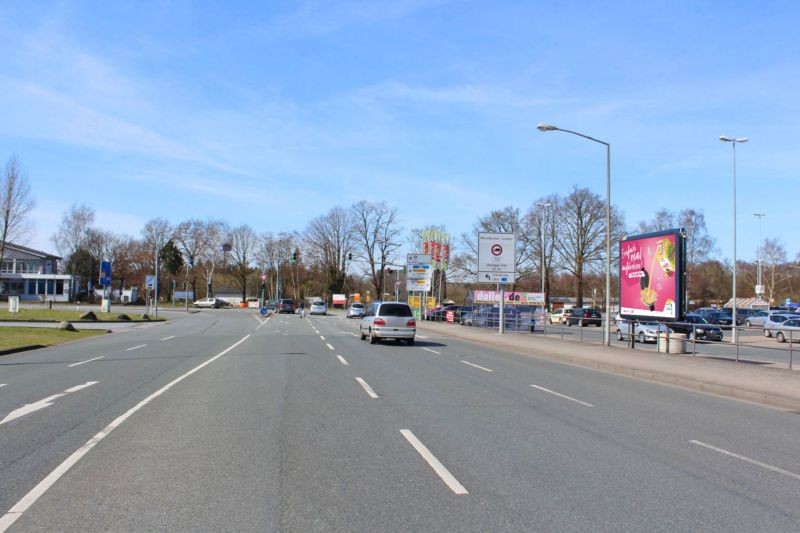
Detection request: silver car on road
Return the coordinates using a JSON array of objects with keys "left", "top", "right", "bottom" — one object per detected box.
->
[{"left": 360, "top": 302, "right": 416, "bottom": 345}]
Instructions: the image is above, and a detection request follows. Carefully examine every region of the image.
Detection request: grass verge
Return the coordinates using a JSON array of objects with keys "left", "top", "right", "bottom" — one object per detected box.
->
[
  {"left": 0, "top": 309, "right": 162, "bottom": 321},
  {"left": 0, "top": 327, "right": 106, "bottom": 351}
]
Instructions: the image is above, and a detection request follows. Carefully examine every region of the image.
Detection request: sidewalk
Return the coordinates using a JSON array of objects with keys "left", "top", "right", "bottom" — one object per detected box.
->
[{"left": 418, "top": 321, "right": 800, "bottom": 412}]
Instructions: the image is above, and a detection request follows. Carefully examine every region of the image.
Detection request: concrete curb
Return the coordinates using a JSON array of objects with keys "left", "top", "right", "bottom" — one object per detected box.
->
[{"left": 419, "top": 322, "right": 800, "bottom": 412}]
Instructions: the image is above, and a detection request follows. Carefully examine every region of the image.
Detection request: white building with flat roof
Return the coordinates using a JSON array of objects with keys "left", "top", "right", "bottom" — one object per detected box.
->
[{"left": 0, "top": 242, "right": 75, "bottom": 302}]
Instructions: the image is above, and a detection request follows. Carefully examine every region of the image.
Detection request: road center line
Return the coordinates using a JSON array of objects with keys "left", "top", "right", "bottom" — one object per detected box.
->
[
  {"left": 161, "top": 336, "right": 175, "bottom": 341},
  {"left": 68, "top": 356, "right": 105, "bottom": 367},
  {"left": 399, "top": 429, "right": 468, "bottom": 495},
  {"left": 530, "top": 384, "right": 595, "bottom": 407},
  {"left": 690, "top": 440, "right": 800, "bottom": 481},
  {"left": 461, "top": 360, "right": 493, "bottom": 372},
  {"left": 355, "top": 377, "right": 379, "bottom": 398},
  {"left": 337, "top": 355, "right": 349, "bottom": 366},
  {"left": 0, "top": 381, "right": 98, "bottom": 426},
  {"left": 0, "top": 334, "right": 251, "bottom": 532},
  {"left": 326, "top": 343, "right": 335, "bottom": 351},
  {"left": 421, "top": 347, "right": 441, "bottom": 355},
  {"left": 126, "top": 344, "right": 146, "bottom": 351}
]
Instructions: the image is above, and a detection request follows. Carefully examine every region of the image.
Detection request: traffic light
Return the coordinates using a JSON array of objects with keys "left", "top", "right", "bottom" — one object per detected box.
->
[
  {"left": 348, "top": 253, "right": 352, "bottom": 262},
  {"left": 291, "top": 251, "right": 297, "bottom": 264}
]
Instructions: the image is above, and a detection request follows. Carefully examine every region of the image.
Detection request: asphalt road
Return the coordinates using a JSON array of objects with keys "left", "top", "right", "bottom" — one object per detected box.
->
[{"left": 1, "top": 309, "right": 799, "bottom": 531}]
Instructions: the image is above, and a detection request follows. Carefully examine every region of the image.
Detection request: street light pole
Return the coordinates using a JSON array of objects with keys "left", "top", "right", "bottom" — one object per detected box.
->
[
  {"left": 720, "top": 135, "right": 748, "bottom": 342},
  {"left": 538, "top": 124, "right": 612, "bottom": 346},
  {"left": 753, "top": 212, "right": 765, "bottom": 301},
  {"left": 536, "top": 202, "right": 553, "bottom": 321}
]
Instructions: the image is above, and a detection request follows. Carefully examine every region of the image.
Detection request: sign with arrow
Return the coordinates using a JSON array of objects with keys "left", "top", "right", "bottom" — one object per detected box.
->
[{"left": 477, "top": 232, "right": 516, "bottom": 283}]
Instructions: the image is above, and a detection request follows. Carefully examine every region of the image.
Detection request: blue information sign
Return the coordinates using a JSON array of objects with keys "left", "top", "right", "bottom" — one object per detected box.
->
[
  {"left": 99, "top": 260, "right": 112, "bottom": 286},
  {"left": 260, "top": 307, "right": 267, "bottom": 316}
]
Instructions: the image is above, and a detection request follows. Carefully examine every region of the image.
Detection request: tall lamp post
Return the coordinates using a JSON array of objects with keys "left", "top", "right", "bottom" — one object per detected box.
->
[
  {"left": 538, "top": 123, "right": 612, "bottom": 346},
  {"left": 720, "top": 135, "right": 748, "bottom": 343},
  {"left": 753, "top": 212, "right": 766, "bottom": 302}
]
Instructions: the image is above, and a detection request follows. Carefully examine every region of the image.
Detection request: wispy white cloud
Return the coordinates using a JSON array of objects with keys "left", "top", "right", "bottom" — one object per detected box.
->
[{"left": 350, "top": 81, "right": 560, "bottom": 108}]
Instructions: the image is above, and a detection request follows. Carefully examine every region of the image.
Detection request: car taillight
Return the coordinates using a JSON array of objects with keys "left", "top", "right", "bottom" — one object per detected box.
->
[
  {"left": 374, "top": 318, "right": 386, "bottom": 326},
  {"left": 407, "top": 319, "right": 416, "bottom": 327}
]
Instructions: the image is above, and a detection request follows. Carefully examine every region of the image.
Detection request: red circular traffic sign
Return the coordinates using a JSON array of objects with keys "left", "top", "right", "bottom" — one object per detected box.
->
[{"left": 491, "top": 244, "right": 503, "bottom": 256}]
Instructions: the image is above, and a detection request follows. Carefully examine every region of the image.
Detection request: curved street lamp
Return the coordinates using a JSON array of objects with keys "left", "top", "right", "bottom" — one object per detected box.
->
[
  {"left": 538, "top": 124, "right": 612, "bottom": 346},
  {"left": 720, "top": 135, "right": 748, "bottom": 344}
]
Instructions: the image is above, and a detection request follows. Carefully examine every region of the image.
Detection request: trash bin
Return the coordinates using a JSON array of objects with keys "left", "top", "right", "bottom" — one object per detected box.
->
[{"left": 658, "top": 332, "right": 687, "bottom": 354}]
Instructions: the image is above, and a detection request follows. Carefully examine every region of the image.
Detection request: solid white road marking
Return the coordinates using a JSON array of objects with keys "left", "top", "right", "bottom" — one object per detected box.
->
[
  {"left": 161, "top": 336, "right": 175, "bottom": 341},
  {"left": 126, "top": 344, "right": 146, "bottom": 351},
  {"left": 690, "top": 440, "right": 800, "bottom": 481},
  {"left": 326, "top": 343, "right": 335, "bottom": 351},
  {"left": 0, "top": 381, "right": 98, "bottom": 426},
  {"left": 337, "top": 355, "right": 349, "bottom": 366},
  {"left": 0, "top": 335, "right": 251, "bottom": 533},
  {"left": 417, "top": 335, "right": 429, "bottom": 339},
  {"left": 0, "top": 384, "right": 7, "bottom": 388},
  {"left": 320, "top": 335, "right": 326, "bottom": 341},
  {"left": 530, "top": 385, "right": 595, "bottom": 408},
  {"left": 461, "top": 361, "right": 493, "bottom": 372},
  {"left": 68, "top": 356, "right": 105, "bottom": 367},
  {"left": 422, "top": 348, "right": 441, "bottom": 355},
  {"left": 355, "top": 377, "right": 379, "bottom": 398},
  {"left": 400, "top": 429, "right": 468, "bottom": 495}
]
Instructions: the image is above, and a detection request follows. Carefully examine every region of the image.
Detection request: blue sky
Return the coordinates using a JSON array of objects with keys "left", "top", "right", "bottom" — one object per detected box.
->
[{"left": 1, "top": 0, "right": 798, "bottom": 264}]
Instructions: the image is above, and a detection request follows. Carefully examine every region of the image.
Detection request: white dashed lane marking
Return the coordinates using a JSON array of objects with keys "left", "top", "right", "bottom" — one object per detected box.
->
[
  {"left": 68, "top": 356, "right": 105, "bottom": 367},
  {"left": 530, "top": 384, "right": 594, "bottom": 408}
]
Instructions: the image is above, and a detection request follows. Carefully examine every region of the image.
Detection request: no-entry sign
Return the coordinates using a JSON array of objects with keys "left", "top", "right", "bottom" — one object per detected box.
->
[{"left": 478, "top": 232, "right": 516, "bottom": 283}]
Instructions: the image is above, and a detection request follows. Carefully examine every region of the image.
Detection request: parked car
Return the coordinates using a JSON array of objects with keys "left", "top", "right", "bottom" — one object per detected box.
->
[
  {"left": 360, "top": 302, "right": 416, "bottom": 345},
  {"left": 347, "top": 302, "right": 366, "bottom": 319},
  {"left": 666, "top": 314, "right": 723, "bottom": 341},
  {"left": 762, "top": 314, "right": 800, "bottom": 338},
  {"left": 276, "top": 299, "right": 295, "bottom": 314},
  {"left": 743, "top": 310, "right": 778, "bottom": 327},
  {"left": 192, "top": 297, "right": 224, "bottom": 309},
  {"left": 615, "top": 319, "right": 664, "bottom": 343},
  {"left": 566, "top": 308, "right": 602, "bottom": 327},
  {"left": 310, "top": 300, "right": 327, "bottom": 315},
  {"left": 457, "top": 306, "right": 474, "bottom": 325},
  {"left": 773, "top": 318, "right": 800, "bottom": 343},
  {"left": 720, "top": 307, "right": 759, "bottom": 325},
  {"left": 548, "top": 308, "right": 574, "bottom": 325},
  {"left": 473, "top": 306, "right": 519, "bottom": 328},
  {"left": 426, "top": 305, "right": 461, "bottom": 322},
  {"left": 694, "top": 309, "right": 733, "bottom": 328}
]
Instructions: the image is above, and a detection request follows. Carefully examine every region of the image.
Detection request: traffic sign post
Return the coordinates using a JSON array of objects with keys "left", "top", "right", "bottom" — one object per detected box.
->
[{"left": 477, "top": 232, "right": 516, "bottom": 284}]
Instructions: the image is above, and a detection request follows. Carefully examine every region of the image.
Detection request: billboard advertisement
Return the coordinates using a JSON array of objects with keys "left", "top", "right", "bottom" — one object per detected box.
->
[{"left": 619, "top": 229, "right": 685, "bottom": 321}]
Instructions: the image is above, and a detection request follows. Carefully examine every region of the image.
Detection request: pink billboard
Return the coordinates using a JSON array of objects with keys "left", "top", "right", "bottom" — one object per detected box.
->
[{"left": 619, "top": 229, "right": 685, "bottom": 321}]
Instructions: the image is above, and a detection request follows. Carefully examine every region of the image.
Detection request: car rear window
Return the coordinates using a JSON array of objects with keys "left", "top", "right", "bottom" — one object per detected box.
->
[
  {"left": 378, "top": 303, "right": 413, "bottom": 317},
  {"left": 352, "top": 303, "right": 364, "bottom": 308}
]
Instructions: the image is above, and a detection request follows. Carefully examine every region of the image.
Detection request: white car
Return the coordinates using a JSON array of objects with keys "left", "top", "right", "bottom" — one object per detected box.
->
[
  {"left": 310, "top": 301, "right": 327, "bottom": 315},
  {"left": 193, "top": 297, "right": 223, "bottom": 309},
  {"left": 347, "top": 302, "right": 366, "bottom": 319},
  {"left": 763, "top": 314, "right": 800, "bottom": 338},
  {"left": 774, "top": 318, "right": 800, "bottom": 343},
  {"left": 360, "top": 302, "right": 416, "bottom": 345}
]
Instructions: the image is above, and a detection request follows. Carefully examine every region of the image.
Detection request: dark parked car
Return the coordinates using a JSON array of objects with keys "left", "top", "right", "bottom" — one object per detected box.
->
[
  {"left": 474, "top": 306, "right": 518, "bottom": 328},
  {"left": 426, "top": 305, "right": 461, "bottom": 322},
  {"left": 276, "top": 299, "right": 295, "bottom": 314},
  {"left": 457, "top": 306, "right": 474, "bottom": 325},
  {"left": 566, "top": 307, "right": 602, "bottom": 327},
  {"left": 694, "top": 309, "right": 733, "bottom": 328},
  {"left": 666, "top": 314, "right": 723, "bottom": 341}
]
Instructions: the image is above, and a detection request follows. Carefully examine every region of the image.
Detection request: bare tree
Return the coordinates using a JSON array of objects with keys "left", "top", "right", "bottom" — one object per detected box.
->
[
  {"left": 141, "top": 218, "right": 174, "bottom": 306},
  {"left": 175, "top": 219, "right": 220, "bottom": 299},
  {"left": 227, "top": 224, "right": 258, "bottom": 301},
  {"left": 197, "top": 222, "right": 225, "bottom": 297},
  {"left": 303, "top": 206, "right": 354, "bottom": 295},
  {"left": 554, "top": 186, "right": 624, "bottom": 308},
  {"left": 635, "top": 208, "right": 675, "bottom": 233},
  {"left": 51, "top": 204, "right": 95, "bottom": 258},
  {"left": 1, "top": 155, "right": 35, "bottom": 268},
  {"left": 524, "top": 195, "right": 560, "bottom": 309},
  {"left": 761, "top": 238, "right": 787, "bottom": 305},
  {"left": 351, "top": 201, "right": 402, "bottom": 299}
]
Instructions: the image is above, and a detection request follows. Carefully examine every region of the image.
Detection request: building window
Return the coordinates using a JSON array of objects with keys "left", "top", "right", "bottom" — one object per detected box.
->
[{"left": 1, "top": 261, "right": 12, "bottom": 273}]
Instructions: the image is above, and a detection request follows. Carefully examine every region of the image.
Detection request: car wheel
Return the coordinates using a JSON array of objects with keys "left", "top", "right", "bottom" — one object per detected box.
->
[
  {"left": 360, "top": 328, "right": 366, "bottom": 341},
  {"left": 777, "top": 332, "right": 786, "bottom": 343},
  {"left": 764, "top": 329, "right": 771, "bottom": 338},
  {"left": 745, "top": 320, "right": 751, "bottom": 327},
  {"left": 407, "top": 338, "right": 415, "bottom": 345},
  {"left": 638, "top": 332, "right": 645, "bottom": 344},
  {"left": 369, "top": 330, "right": 377, "bottom": 344},
  {"left": 616, "top": 330, "right": 623, "bottom": 341}
]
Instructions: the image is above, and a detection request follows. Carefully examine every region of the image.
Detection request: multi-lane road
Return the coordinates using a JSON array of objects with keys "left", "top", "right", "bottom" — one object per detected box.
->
[{"left": 1, "top": 309, "right": 799, "bottom": 531}]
